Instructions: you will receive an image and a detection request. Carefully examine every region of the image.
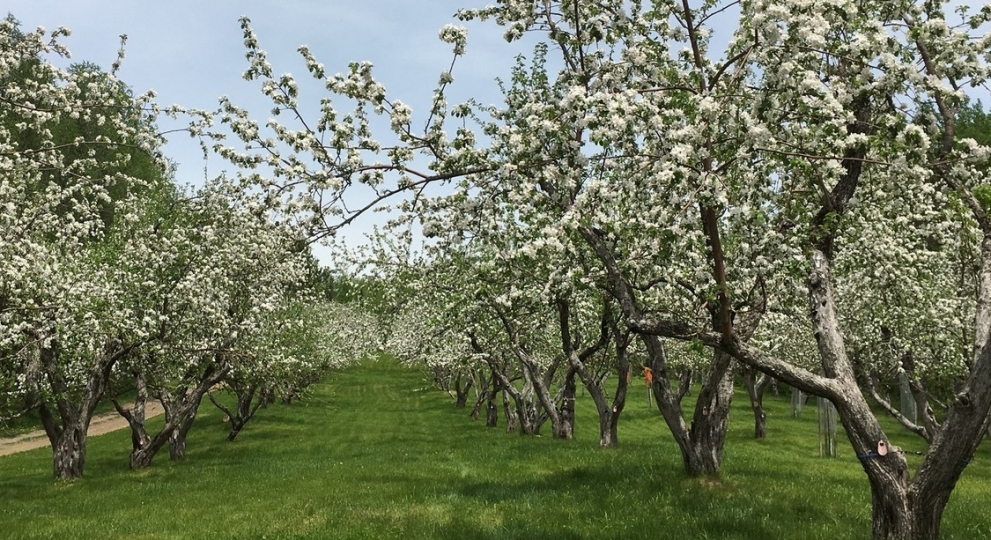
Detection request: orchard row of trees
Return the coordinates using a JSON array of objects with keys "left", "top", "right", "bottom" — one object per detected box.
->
[
  {"left": 4, "top": 1, "right": 991, "bottom": 537},
  {"left": 212, "top": 2, "right": 991, "bottom": 539},
  {"left": 0, "top": 18, "right": 377, "bottom": 478}
]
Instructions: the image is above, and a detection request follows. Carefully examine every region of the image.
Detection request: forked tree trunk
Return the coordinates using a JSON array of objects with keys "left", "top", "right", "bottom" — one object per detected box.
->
[
  {"left": 569, "top": 340, "right": 630, "bottom": 447},
  {"left": 488, "top": 308, "right": 567, "bottom": 437},
  {"left": 218, "top": 384, "right": 269, "bottom": 441},
  {"left": 577, "top": 226, "right": 754, "bottom": 477},
  {"left": 490, "top": 365, "right": 540, "bottom": 435},
  {"left": 514, "top": 390, "right": 542, "bottom": 436},
  {"left": 554, "top": 298, "right": 614, "bottom": 444},
  {"left": 454, "top": 373, "right": 473, "bottom": 408},
  {"left": 128, "top": 446, "right": 153, "bottom": 469},
  {"left": 45, "top": 417, "right": 87, "bottom": 481},
  {"left": 39, "top": 390, "right": 95, "bottom": 480},
  {"left": 168, "top": 413, "right": 197, "bottom": 461},
  {"left": 502, "top": 387, "right": 518, "bottom": 433},
  {"left": 469, "top": 372, "right": 489, "bottom": 420},
  {"left": 515, "top": 350, "right": 564, "bottom": 438},
  {"left": 782, "top": 249, "right": 991, "bottom": 539},
  {"left": 600, "top": 337, "right": 630, "bottom": 447},
  {"left": 114, "top": 390, "right": 151, "bottom": 468},
  {"left": 825, "top": 387, "right": 915, "bottom": 539},
  {"left": 112, "top": 373, "right": 151, "bottom": 462},
  {"left": 514, "top": 399, "right": 540, "bottom": 435},
  {"left": 149, "top": 390, "right": 205, "bottom": 464},
  {"left": 711, "top": 248, "right": 991, "bottom": 539},
  {"left": 644, "top": 335, "right": 735, "bottom": 477},
  {"left": 119, "top": 365, "right": 227, "bottom": 469},
  {"left": 36, "top": 342, "right": 123, "bottom": 480},
  {"left": 742, "top": 367, "right": 772, "bottom": 438},
  {"left": 472, "top": 339, "right": 519, "bottom": 433},
  {"left": 806, "top": 250, "right": 914, "bottom": 538},
  {"left": 641, "top": 296, "right": 764, "bottom": 475},
  {"left": 684, "top": 349, "right": 736, "bottom": 475},
  {"left": 503, "top": 357, "right": 555, "bottom": 436}
]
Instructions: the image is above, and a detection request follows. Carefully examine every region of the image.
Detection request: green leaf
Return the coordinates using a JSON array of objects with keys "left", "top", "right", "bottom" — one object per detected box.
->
[{"left": 975, "top": 185, "right": 991, "bottom": 214}]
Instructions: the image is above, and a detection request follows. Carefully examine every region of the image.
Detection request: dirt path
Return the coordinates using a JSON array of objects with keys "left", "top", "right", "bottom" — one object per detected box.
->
[{"left": 0, "top": 402, "right": 165, "bottom": 458}]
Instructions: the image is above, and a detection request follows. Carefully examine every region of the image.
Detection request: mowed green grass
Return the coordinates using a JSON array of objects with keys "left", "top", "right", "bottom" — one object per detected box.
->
[{"left": 1, "top": 359, "right": 990, "bottom": 539}]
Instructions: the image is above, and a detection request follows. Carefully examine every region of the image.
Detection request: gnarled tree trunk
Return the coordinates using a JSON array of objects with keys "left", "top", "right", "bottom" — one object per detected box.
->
[
  {"left": 485, "top": 372, "right": 500, "bottom": 427},
  {"left": 453, "top": 373, "right": 473, "bottom": 408},
  {"left": 731, "top": 248, "right": 991, "bottom": 539},
  {"left": 209, "top": 381, "right": 272, "bottom": 442},
  {"left": 502, "top": 387, "right": 518, "bottom": 433},
  {"left": 40, "top": 409, "right": 88, "bottom": 481},
  {"left": 555, "top": 297, "right": 616, "bottom": 445},
  {"left": 469, "top": 370, "right": 489, "bottom": 421},
  {"left": 555, "top": 368, "right": 577, "bottom": 439},
  {"left": 35, "top": 340, "right": 127, "bottom": 480},
  {"left": 640, "top": 334, "right": 735, "bottom": 477},
  {"left": 112, "top": 373, "right": 151, "bottom": 458},
  {"left": 168, "top": 412, "right": 197, "bottom": 461},
  {"left": 490, "top": 305, "right": 568, "bottom": 439},
  {"left": 117, "top": 362, "right": 228, "bottom": 469},
  {"left": 576, "top": 226, "right": 734, "bottom": 476}
]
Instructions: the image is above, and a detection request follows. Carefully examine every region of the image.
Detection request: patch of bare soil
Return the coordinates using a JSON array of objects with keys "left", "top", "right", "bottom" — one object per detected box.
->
[{"left": 0, "top": 402, "right": 164, "bottom": 458}]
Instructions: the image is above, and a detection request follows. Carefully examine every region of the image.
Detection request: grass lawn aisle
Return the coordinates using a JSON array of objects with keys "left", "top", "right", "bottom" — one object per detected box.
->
[{"left": 1, "top": 358, "right": 989, "bottom": 539}]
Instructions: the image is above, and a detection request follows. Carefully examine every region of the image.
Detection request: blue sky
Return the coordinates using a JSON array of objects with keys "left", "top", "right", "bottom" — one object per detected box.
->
[
  {"left": 7, "top": 2, "right": 988, "bottom": 264},
  {"left": 5, "top": 1, "right": 529, "bottom": 262},
  {"left": 5, "top": 1, "right": 517, "bottom": 183}
]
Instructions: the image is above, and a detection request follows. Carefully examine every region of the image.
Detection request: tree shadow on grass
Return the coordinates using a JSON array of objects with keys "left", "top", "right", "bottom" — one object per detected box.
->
[{"left": 453, "top": 462, "right": 786, "bottom": 540}]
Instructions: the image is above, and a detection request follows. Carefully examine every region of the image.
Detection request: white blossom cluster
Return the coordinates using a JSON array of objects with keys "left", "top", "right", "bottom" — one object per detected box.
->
[
  {"left": 210, "top": 17, "right": 482, "bottom": 243},
  {"left": 216, "top": 2, "right": 991, "bottom": 421},
  {"left": 208, "top": 5, "right": 991, "bottom": 519},
  {"left": 1, "top": 22, "right": 374, "bottom": 475},
  {"left": 0, "top": 20, "right": 166, "bottom": 407}
]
